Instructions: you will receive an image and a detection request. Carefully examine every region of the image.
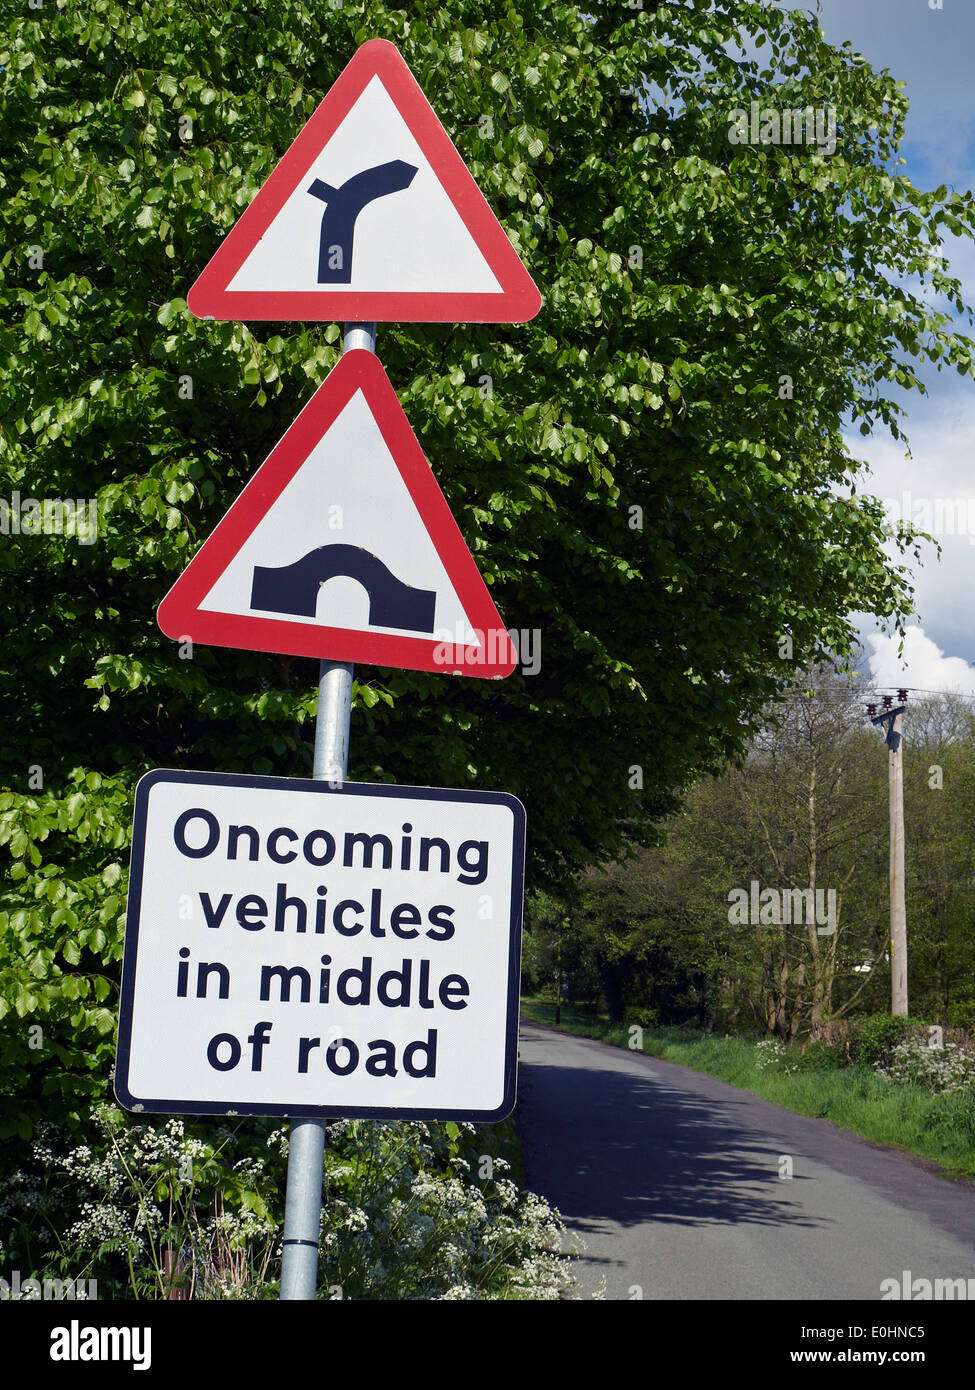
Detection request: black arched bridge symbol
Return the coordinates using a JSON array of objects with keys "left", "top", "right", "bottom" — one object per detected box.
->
[{"left": 250, "top": 544, "right": 437, "bottom": 634}]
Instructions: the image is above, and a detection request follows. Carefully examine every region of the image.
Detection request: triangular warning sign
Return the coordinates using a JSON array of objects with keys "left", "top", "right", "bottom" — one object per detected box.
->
[
  {"left": 157, "top": 351, "right": 517, "bottom": 678},
  {"left": 186, "top": 39, "right": 541, "bottom": 324}
]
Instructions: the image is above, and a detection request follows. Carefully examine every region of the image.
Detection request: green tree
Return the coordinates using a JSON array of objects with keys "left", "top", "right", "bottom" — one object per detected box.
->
[
  {"left": 898, "top": 695, "right": 975, "bottom": 1027},
  {"left": 3, "top": 0, "right": 975, "bottom": 1139},
  {"left": 716, "top": 666, "right": 886, "bottom": 1035},
  {"left": 550, "top": 677, "right": 975, "bottom": 1038}
]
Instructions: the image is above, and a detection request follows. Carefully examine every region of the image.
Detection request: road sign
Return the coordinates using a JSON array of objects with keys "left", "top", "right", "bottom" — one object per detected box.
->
[
  {"left": 157, "top": 350, "right": 517, "bottom": 677},
  {"left": 115, "top": 769, "right": 525, "bottom": 1120},
  {"left": 186, "top": 39, "right": 541, "bottom": 324}
]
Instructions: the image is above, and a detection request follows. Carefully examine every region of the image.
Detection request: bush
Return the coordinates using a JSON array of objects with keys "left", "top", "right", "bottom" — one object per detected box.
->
[
  {"left": 318, "top": 1119, "right": 570, "bottom": 1300},
  {"left": 849, "top": 1015, "right": 923, "bottom": 1068},
  {"left": 796, "top": 1038, "right": 849, "bottom": 1071},
  {"left": 0, "top": 1097, "right": 573, "bottom": 1300},
  {"left": 0, "top": 1103, "right": 286, "bottom": 1299},
  {"left": 876, "top": 1040, "right": 975, "bottom": 1097},
  {"left": 755, "top": 1039, "right": 800, "bottom": 1075},
  {"left": 947, "top": 1000, "right": 975, "bottom": 1031}
]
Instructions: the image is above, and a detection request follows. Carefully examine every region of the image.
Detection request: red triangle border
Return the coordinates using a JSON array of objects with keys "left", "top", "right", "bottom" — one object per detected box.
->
[{"left": 186, "top": 40, "right": 541, "bottom": 325}]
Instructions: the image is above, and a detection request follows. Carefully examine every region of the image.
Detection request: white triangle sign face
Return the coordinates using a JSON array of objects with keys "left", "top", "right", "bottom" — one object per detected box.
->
[
  {"left": 186, "top": 40, "right": 541, "bottom": 324},
  {"left": 157, "top": 352, "right": 517, "bottom": 678}
]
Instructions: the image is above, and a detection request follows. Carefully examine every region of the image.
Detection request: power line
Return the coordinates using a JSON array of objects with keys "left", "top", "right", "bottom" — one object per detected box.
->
[
  {"left": 758, "top": 686, "right": 975, "bottom": 705},
  {"left": 893, "top": 686, "right": 975, "bottom": 700}
]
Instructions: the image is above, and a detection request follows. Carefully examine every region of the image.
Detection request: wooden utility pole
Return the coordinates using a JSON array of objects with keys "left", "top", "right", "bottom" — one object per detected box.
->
[
  {"left": 869, "top": 692, "right": 908, "bottom": 1015},
  {"left": 888, "top": 706, "right": 908, "bottom": 1015}
]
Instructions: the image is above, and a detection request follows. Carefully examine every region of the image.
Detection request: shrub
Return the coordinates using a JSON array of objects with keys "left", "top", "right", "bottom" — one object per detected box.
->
[
  {"left": 319, "top": 1119, "right": 571, "bottom": 1300},
  {"left": 849, "top": 1014, "right": 921, "bottom": 1068},
  {"left": 0, "top": 1102, "right": 284, "bottom": 1299},
  {"left": 876, "top": 1040, "right": 975, "bottom": 1096},
  {"left": 0, "top": 1100, "right": 573, "bottom": 1301},
  {"left": 755, "top": 1038, "right": 800, "bottom": 1075},
  {"left": 796, "top": 1038, "right": 849, "bottom": 1071}
]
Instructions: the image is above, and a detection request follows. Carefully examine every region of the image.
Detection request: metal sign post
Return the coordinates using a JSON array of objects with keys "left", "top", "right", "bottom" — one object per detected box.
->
[{"left": 280, "top": 322, "right": 374, "bottom": 1301}]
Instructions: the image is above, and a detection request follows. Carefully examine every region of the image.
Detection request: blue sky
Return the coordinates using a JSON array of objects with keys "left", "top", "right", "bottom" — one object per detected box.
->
[{"left": 775, "top": 0, "right": 975, "bottom": 692}]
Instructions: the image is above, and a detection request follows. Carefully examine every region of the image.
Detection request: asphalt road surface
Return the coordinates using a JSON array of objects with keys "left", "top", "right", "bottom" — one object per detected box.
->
[{"left": 516, "top": 1021, "right": 975, "bottom": 1300}]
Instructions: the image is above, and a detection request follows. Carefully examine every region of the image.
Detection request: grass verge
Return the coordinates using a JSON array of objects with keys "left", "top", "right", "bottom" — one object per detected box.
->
[{"left": 520, "top": 997, "right": 975, "bottom": 1179}]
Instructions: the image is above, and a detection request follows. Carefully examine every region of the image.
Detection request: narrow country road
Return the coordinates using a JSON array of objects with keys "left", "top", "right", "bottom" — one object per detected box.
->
[{"left": 515, "top": 1021, "right": 975, "bottom": 1301}]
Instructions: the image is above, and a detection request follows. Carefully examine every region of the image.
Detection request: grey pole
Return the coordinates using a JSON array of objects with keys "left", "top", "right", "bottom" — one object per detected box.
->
[{"left": 279, "top": 321, "right": 377, "bottom": 1301}]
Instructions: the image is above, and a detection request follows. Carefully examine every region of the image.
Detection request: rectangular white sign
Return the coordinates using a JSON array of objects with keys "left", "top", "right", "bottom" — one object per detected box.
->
[{"left": 115, "top": 770, "right": 524, "bottom": 1120}]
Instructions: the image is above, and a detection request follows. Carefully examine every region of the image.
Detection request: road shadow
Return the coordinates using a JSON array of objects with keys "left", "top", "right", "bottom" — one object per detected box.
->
[{"left": 515, "top": 1042, "right": 822, "bottom": 1237}]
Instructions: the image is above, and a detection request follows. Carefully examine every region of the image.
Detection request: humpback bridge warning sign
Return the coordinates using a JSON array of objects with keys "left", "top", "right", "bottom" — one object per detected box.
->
[
  {"left": 116, "top": 770, "right": 525, "bottom": 1121},
  {"left": 157, "top": 350, "right": 517, "bottom": 677}
]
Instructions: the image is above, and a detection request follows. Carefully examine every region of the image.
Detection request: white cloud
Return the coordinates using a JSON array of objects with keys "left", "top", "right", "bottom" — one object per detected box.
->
[{"left": 866, "top": 625, "right": 975, "bottom": 696}]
